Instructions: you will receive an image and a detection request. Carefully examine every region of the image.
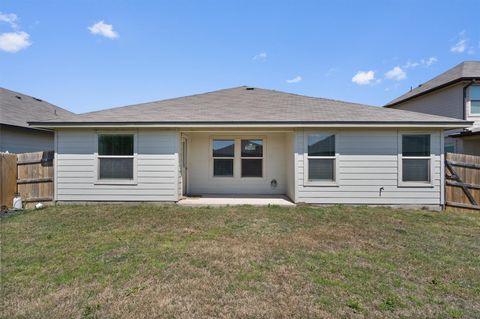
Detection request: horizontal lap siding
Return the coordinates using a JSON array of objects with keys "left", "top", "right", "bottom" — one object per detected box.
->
[
  {"left": 295, "top": 129, "right": 442, "bottom": 205},
  {"left": 56, "top": 129, "right": 179, "bottom": 201}
]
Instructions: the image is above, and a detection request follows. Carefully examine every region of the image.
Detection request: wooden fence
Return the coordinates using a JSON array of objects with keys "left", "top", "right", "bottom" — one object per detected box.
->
[
  {"left": 0, "top": 153, "right": 17, "bottom": 210},
  {"left": 445, "top": 152, "right": 480, "bottom": 211},
  {"left": 0, "top": 151, "right": 54, "bottom": 210}
]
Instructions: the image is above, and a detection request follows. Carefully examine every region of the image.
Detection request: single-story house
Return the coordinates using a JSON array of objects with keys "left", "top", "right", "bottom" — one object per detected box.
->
[
  {"left": 0, "top": 87, "right": 74, "bottom": 153},
  {"left": 30, "top": 86, "right": 471, "bottom": 208},
  {"left": 385, "top": 61, "right": 480, "bottom": 155}
]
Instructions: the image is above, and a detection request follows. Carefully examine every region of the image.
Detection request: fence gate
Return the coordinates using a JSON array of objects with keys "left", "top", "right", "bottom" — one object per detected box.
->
[{"left": 445, "top": 153, "right": 480, "bottom": 211}]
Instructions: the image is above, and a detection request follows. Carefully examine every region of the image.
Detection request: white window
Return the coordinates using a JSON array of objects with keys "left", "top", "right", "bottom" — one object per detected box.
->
[
  {"left": 241, "top": 139, "right": 263, "bottom": 177},
  {"left": 468, "top": 85, "right": 480, "bottom": 115},
  {"left": 212, "top": 139, "right": 235, "bottom": 177},
  {"left": 399, "top": 134, "right": 432, "bottom": 185},
  {"left": 304, "top": 133, "right": 337, "bottom": 186},
  {"left": 97, "top": 134, "right": 135, "bottom": 181}
]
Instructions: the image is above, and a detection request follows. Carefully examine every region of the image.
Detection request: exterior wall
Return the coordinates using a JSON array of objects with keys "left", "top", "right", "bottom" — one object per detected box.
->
[
  {"left": 389, "top": 83, "right": 464, "bottom": 119},
  {"left": 55, "top": 128, "right": 179, "bottom": 202},
  {"left": 0, "top": 124, "right": 53, "bottom": 153},
  {"left": 285, "top": 132, "right": 295, "bottom": 201},
  {"left": 461, "top": 135, "right": 480, "bottom": 156},
  {"left": 294, "top": 128, "right": 443, "bottom": 206},
  {"left": 186, "top": 132, "right": 287, "bottom": 195}
]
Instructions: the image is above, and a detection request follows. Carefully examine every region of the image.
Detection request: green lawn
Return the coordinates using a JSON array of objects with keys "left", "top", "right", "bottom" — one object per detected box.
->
[{"left": 1, "top": 204, "right": 479, "bottom": 318}]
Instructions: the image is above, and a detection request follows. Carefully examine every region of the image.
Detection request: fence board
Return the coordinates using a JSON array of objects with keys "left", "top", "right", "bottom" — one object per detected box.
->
[
  {"left": 445, "top": 153, "right": 480, "bottom": 211},
  {"left": 0, "top": 153, "right": 17, "bottom": 210}
]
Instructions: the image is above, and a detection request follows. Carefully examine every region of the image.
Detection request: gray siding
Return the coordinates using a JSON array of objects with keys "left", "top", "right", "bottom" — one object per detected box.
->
[
  {"left": 390, "top": 83, "right": 464, "bottom": 119},
  {"left": 56, "top": 128, "right": 179, "bottom": 202},
  {"left": 0, "top": 125, "right": 53, "bottom": 153},
  {"left": 295, "top": 129, "right": 443, "bottom": 205}
]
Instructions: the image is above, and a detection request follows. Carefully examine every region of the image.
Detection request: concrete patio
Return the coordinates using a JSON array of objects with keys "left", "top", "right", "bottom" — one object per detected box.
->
[{"left": 178, "top": 195, "right": 295, "bottom": 207}]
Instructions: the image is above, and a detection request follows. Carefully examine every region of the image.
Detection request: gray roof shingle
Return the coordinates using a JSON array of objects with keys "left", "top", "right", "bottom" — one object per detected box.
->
[
  {"left": 385, "top": 61, "right": 480, "bottom": 107},
  {"left": 29, "top": 86, "right": 470, "bottom": 126},
  {"left": 0, "top": 87, "right": 74, "bottom": 129}
]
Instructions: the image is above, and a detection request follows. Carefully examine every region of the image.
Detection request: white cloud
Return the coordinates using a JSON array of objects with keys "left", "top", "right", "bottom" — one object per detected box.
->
[
  {"left": 385, "top": 66, "right": 407, "bottom": 81},
  {"left": 253, "top": 52, "right": 267, "bottom": 61},
  {"left": 451, "top": 31, "right": 467, "bottom": 53},
  {"left": 421, "top": 57, "right": 438, "bottom": 66},
  {"left": 351, "top": 70, "right": 375, "bottom": 85},
  {"left": 0, "top": 12, "right": 18, "bottom": 28},
  {"left": 0, "top": 31, "right": 31, "bottom": 53},
  {"left": 403, "top": 57, "right": 438, "bottom": 69},
  {"left": 88, "top": 21, "right": 118, "bottom": 39},
  {"left": 286, "top": 76, "right": 302, "bottom": 83}
]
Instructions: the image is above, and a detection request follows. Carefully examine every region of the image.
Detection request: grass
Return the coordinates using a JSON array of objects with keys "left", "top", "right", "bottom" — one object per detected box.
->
[{"left": 1, "top": 204, "right": 479, "bottom": 318}]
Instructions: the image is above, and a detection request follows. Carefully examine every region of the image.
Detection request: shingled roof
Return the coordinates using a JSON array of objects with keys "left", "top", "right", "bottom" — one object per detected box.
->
[
  {"left": 0, "top": 87, "right": 74, "bottom": 129},
  {"left": 385, "top": 61, "right": 480, "bottom": 107},
  {"left": 30, "top": 86, "right": 470, "bottom": 127}
]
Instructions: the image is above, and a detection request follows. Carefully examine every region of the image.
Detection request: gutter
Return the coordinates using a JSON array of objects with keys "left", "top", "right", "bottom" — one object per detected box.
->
[{"left": 28, "top": 120, "right": 473, "bottom": 129}]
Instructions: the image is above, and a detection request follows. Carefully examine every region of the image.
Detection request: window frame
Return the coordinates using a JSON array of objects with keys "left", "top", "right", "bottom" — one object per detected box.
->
[
  {"left": 211, "top": 138, "right": 235, "bottom": 178},
  {"left": 467, "top": 84, "right": 480, "bottom": 116},
  {"left": 397, "top": 132, "right": 434, "bottom": 187},
  {"left": 94, "top": 131, "right": 138, "bottom": 185},
  {"left": 209, "top": 136, "right": 266, "bottom": 180},
  {"left": 240, "top": 139, "right": 264, "bottom": 178},
  {"left": 303, "top": 131, "right": 339, "bottom": 187}
]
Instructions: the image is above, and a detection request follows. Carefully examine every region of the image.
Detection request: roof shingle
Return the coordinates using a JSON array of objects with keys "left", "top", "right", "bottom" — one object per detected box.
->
[
  {"left": 29, "top": 86, "right": 470, "bottom": 126},
  {"left": 0, "top": 87, "right": 74, "bottom": 129}
]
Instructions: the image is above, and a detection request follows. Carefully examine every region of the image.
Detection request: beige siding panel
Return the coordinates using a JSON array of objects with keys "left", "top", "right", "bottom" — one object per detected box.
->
[
  {"left": 295, "top": 128, "right": 443, "bottom": 206},
  {"left": 56, "top": 128, "right": 179, "bottom": 202}
]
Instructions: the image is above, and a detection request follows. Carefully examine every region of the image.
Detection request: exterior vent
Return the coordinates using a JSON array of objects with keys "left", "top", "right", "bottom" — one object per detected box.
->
[
  {"left": 245, "top": 87, "right": 255, "bottom": 91},
  {"left": 15, "top": 95, "right": 22, "bottom": 99}
]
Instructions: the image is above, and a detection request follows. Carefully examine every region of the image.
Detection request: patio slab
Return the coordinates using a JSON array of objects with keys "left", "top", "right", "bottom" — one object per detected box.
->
[{"left": 178, "top": 195, "right": 295, "bottom": 207}]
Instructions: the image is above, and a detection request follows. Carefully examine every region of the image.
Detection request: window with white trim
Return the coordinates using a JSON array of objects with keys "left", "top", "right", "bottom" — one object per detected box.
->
[
  {"left": 468, "top": 85, "right": 480, "bottom": 115},
  {"left": 401, "top": 134, "right": 431, "bottom": 183},
  {"left": 241, "top": 139, "right": 263, "bottom": 177},
  {"left": 212, "top": 139, "right": 234, "bottom": 177},
  {"left": 307, "top": 134, "right": 336, "bottom": 182},
  {"left": 98, "top": 134, "right": 134, "bottom": 180}
]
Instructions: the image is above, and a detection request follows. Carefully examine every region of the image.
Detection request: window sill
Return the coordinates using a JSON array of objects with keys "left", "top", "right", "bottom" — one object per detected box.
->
[
  {"left": 303, "top": 181, "right": 339, "bottom": 187},
  {"left": 94, "top": 180, "right": 137, "bottom": 186},
  {"left": 398, "top": 182, "right": 434, "bottom": 188}
]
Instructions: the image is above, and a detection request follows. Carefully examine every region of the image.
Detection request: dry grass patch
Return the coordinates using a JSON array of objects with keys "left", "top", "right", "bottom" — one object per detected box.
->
[{"left": 1, "top": 204, "right": 479, "bottom": 318}]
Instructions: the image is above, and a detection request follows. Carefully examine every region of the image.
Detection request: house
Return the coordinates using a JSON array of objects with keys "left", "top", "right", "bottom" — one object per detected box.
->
[
  {"left": 29, "top": 86, "right": 471, "bottom": 208},
  {"left": 385, "top": 61, "right": 480, "bottom": 155},
  {"left": 0, "top": 87, "right": 74, "bottom": 153}
]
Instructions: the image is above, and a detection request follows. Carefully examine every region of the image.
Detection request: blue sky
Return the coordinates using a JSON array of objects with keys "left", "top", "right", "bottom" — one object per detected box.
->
[{"left": 1, "top": 1, "right": 479, "bottom": 113}]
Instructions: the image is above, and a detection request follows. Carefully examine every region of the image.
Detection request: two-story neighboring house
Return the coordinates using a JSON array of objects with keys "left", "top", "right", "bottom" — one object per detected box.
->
[{"left": 385, "top": 61, "right": 480, "bottom": 155}]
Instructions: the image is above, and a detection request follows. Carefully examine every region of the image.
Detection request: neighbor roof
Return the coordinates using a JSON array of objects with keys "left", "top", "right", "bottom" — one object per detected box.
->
[
  {"left": 29, "top": 86, "right": 470, "bottom": 128},
  {"left": 0, "top": 87, "right": 74, "bottom": 129},
  {"left": 385, "top": 61, "right": 480, "bottom": 107}
]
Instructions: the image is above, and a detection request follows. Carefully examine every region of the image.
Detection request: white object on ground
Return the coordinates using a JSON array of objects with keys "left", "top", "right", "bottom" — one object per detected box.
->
[
  {"left": 13, "top": 195, "right": 22, "bottom": 209},
  {"left": 35, "top": 203, "right": 44, "bottom": 209}
]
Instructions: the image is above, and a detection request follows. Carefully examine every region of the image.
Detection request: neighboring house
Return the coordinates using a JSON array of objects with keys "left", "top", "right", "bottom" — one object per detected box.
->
[
  {"left": 0, "top": 87, "right": 74, "bottom": 153},
  {"left": 385, "top": 61, "right": 480, "bottom": 155},
  {"left": 30, "top": 87, "right": 471, "bottom": 208}
]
